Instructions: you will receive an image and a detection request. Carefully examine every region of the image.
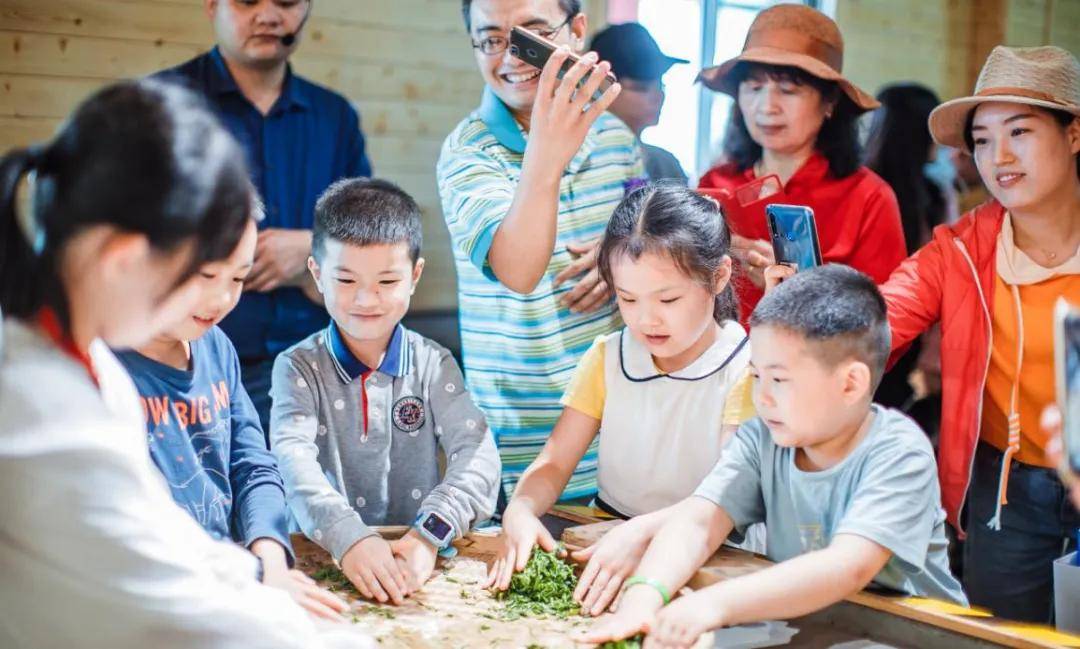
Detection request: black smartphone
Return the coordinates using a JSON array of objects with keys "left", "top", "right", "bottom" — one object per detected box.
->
[
  {"left": 766, "top": 204, "right": 823, "bottom": 272},
  {"left": 509, "top": 26, "right": 616, "bottom": 102},
  {"left": 1055, "top": 299, "right": 1080, "bottom": 473}
]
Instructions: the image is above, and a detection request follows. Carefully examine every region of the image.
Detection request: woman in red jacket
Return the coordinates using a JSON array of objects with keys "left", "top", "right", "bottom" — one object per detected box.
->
[
  {"left": 696, "top": 4, "right": 905, "bottom": 321},
  {"left": 881, "top": 46, "right": 1080, "bottom": 623}
]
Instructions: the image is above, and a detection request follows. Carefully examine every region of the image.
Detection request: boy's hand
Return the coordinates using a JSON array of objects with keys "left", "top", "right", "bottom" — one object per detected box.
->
[
  {"left": 341, "top": 535, "right": 411, "bottom": 605},
  {"left": 576, "top": 586, "right": 662, "bottom": 644},
  {"left": 390, "top": 529, "right": 438, "bottom": 590},
  {"left": 644, "top": 590, "right": 724, "bottom": 648},
  {"left": 485, "top": 502, "right": 557, "bottom": 591},
  {"left": 264, "top": 567, "right": 351, "bottom": 621},
  {"left": 571, "top": 519, "right": 654, "bottom": 616}
]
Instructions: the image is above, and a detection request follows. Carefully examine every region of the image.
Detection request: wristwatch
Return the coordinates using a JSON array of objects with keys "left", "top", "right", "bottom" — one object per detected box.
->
[{"left": 414, "top": 511, "right": 455, "bottom": 550}]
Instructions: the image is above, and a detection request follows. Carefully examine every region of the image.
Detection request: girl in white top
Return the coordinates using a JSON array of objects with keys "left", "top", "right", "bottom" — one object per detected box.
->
[
  {"left": 0, "top": 80, "right": 368, "bottom": 649},
  {"left": 490, "top": 184, "right": 754, "bottom": 615}
]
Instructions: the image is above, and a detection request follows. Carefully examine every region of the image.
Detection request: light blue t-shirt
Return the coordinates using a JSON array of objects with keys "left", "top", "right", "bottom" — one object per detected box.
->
[{"left": 694, "top": 405, "right": 967, "bottom": 605}]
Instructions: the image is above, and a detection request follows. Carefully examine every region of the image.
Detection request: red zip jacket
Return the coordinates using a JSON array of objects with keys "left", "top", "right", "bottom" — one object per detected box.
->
[{"left": 880, "top": 200, "right": 1005, "bottom": 534}]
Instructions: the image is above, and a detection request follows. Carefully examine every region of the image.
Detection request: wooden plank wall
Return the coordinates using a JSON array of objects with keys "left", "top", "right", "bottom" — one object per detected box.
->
[
  {"left": 0, "top": 0, "right": 606, "bottom": 311},
  {"left": 836, "top": 0, "right": 1080, "bottom": 105}
]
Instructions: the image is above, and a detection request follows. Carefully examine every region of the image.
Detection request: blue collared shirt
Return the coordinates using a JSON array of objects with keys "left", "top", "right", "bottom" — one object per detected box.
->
[{"left": 154, "top": 48, "right": 372, "bottom": 360}]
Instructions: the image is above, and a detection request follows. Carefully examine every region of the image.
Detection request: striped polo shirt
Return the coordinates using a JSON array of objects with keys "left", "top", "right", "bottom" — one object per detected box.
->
[{"left": 437, "top": 86, "right": 644, "bottom": 499}]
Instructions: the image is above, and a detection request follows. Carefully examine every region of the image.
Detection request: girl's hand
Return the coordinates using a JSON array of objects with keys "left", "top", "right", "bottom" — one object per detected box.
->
[
  {"left": 341, "top": 535, "right": 411, "bottom": 605},
  {"left": 644, "top": 590, "right": 723, "bottom": 648},
  {"left": 571, "top": 519, "right": 655, "bottom": 616},
  {"left": 484, "top": 502, "right": 557, "bottom": 591},
  {"left": 264, "top": 567, "right": 350, "bottom": 621}
]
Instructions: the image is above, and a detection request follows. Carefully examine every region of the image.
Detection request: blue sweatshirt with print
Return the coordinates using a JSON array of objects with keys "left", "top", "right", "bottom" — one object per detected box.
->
[{"left": 116, "top": 327, "right": 293, "bottom": 560}]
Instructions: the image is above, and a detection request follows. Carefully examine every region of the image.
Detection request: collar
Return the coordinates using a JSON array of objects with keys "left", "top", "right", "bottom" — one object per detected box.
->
[
  {"left": 474, "top": 86, "right": 597, "bottom": 171},
  {"left": 477, "top": 86, "right": 527, "bottom": 153},
  {"left": 325, "top": 323, "right": 410, "bottom": 383},
  {"left": 996, "top": 211, "right": 1080, "bottom": 285},
  {"left": 207, "top": 47, "right": 310, "bottom": 112},
  {"left": 37, "top": 307, "right": 98, "bottom": 386},
  {"left": 619, "top": 321, "right": 749, "bottom": 382},
  {"left": 740, "top": 152, "right": 830, "bottom": 190}
]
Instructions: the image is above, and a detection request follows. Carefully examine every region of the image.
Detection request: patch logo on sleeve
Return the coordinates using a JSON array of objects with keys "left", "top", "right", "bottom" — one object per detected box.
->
[{"left": 392, "top": 396, "right": 426, "bottom": 432}]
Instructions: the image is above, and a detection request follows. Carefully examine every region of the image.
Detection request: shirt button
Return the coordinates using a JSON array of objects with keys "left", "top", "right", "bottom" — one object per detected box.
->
[
  {"left": 310, "top": 361, "right": 319, "bottom": 370},
  {"left": 296, "top": 377, "right": 307, "bottom": 388},
  {"left": 445, "top": 383, "right": 456, "bottom": 393},
  {"left": 466, "top": 419, "right": 477, "bottom": 429},
  {"left": 313, "top": 529, "right": 323, "bottom": 541},
  {"left": 334, "top": 399, "right": 345, "bottom": 410},
  {"left": 451, "top": 452, "right": 459, "bottom": 462},
  {"left": 318, "top": 424, "right": 327, "bottom": 436},
  {"left": 411, "top": 489, "right": 422, "bottom": 500},
  {"left": 435, "top": 425, "right": 443, "bottom": 436},
  {"left": 355, "top": 496, "right": 366, "bottom": 508}
]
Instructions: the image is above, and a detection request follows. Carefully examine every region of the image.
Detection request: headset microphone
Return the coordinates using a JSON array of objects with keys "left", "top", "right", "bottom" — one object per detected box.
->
[{"left": 279, "top": 4, "right": 311, "bottom": 47}]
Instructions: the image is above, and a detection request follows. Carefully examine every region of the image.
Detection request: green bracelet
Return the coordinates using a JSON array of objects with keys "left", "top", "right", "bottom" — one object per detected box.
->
[{"left": 623, "top": 576, "right": 671, "bottom": 605}]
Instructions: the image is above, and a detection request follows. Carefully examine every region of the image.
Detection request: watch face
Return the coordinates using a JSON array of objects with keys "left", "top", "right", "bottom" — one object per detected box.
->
[{"left": 422, "top": 513, "right": 453, "bottom": 541}]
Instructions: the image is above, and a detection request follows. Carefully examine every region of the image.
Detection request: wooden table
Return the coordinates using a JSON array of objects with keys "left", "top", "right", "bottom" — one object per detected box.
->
[{"left": 563, "top": 519, "right": 1080, "bottom": 649}]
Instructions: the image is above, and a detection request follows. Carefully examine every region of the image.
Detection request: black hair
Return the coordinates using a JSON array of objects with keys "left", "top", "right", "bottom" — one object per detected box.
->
[
  {"left": 312, "top": 177, "right": 423, "bottom": 263},
  {"left": 597, "top": 183, "right": 737, "bottom": 324},
  {"left": 749, "top": 264, "right": 891, "bottom": 390},
  {"left": 721, "top": 62, "right": 863, "bottom": 179},
  {"left": 865, "top": 83, "right": 944, "bottom": 254},
  {"left": 0, "top": 79, "right": 251, "bottom": 329},
  {"left": 461, "top": 0, "right": 581, "bottom": 32},
  {"left": 963, "top": 105, "right": 1080, "bottom": 181}
]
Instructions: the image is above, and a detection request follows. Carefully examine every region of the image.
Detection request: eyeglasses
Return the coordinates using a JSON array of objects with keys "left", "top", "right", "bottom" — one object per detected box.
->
[{"left": 471, "top": 16, "right": 573, "bottom": 56}]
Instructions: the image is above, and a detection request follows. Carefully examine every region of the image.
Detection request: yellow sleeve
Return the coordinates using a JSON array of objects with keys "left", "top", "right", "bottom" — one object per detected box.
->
[
  {"left": 560, "top": 337, "right": 606, "bottom": 421},
  {"left": 722, "top": 368, "right": 756, "bottom": 426}
]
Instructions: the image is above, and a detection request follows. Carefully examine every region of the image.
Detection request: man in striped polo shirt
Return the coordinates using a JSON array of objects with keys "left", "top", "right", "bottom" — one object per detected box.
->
[{"left": 438, "top": 0, "right": 644, "bottom": 503}]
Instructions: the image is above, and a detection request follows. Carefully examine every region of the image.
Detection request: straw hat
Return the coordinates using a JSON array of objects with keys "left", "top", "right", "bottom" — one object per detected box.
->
[
  {"left": 929, "top": 45, "right": 1080, "bottom": 152},
  {"left": 696, "top": 4, "right": 878, "bottom": 112}
]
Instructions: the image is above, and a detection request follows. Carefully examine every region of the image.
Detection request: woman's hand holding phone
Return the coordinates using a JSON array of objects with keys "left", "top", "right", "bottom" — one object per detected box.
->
[{"left": 524, "top": 47, "right": 621, "bottom": 176}]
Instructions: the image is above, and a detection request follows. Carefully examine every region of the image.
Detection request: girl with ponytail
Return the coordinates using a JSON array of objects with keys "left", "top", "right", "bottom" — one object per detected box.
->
[{"left": 489, "top": 183, "right": 754, "bottom": 617}]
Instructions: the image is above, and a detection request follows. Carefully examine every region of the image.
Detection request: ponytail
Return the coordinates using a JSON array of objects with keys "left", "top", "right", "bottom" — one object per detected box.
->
[{"left": 0, "top": 146, "right": 57, "bottom": 320}]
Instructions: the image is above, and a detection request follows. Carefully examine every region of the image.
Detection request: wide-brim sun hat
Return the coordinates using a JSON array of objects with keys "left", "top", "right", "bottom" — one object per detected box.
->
[
  {"left": 696, "top": 3, "right": 879, "bottom": 112},
  {"left": 928, "top": 45, "right": 1080, "bottom": 153}
]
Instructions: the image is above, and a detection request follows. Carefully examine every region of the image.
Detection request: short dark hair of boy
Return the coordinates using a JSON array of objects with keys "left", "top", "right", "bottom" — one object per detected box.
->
[
  {"left": 312, "top": 178, "right": 422, "bottom": 263},
  {"left": 749, "top": 264, "right": 891, "bottom": 390}
]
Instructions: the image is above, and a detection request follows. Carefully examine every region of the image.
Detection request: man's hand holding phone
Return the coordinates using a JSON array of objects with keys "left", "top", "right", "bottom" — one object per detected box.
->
[{"left": 523, "top": 46, "right": 621, "bottom": 177}]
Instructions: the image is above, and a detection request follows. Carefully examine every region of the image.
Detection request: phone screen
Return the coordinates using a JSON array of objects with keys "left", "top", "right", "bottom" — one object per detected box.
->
[
  {"left": 767, "top": 204, "right": 822, "bottom": 272},
  {"left": 1061, "top": 304, "right": 1080, "bottom": 472}
]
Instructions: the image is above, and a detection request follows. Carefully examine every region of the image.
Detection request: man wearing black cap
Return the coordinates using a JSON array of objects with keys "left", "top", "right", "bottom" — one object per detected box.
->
[{"left": 590, "top": 22, "right": 688, "bottom": 184}]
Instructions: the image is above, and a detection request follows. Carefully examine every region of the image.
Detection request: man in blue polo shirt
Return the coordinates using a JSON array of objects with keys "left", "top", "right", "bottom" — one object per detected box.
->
[{"left": 155, "top": 0, "right": 371, "bottom": 433}]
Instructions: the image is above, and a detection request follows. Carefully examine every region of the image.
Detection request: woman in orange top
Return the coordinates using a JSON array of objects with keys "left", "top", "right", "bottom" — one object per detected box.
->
[
  {"left": 696, "top": 4, "right": 905, "bottom": 322},
  {"left": 878, "top": 46, "right": 1080, "bottom": 623}
]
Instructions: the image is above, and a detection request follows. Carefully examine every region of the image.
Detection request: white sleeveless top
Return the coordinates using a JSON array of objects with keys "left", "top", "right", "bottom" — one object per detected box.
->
[{"left": 597, "top": 321, "right": 750, "bottom": 517}]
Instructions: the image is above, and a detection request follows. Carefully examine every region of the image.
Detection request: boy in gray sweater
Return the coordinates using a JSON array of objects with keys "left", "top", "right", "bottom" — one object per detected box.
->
[{"left": 270, "top": 178, "right": 500, "bottom": 606}]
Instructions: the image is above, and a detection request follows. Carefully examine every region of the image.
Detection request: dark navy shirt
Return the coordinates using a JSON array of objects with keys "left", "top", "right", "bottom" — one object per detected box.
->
[
  {"left": 154, "top": 48, "right": 372, "bottom": 359},
  {"left": 116, "top": 327, "right": 294, "bottom": 561}
]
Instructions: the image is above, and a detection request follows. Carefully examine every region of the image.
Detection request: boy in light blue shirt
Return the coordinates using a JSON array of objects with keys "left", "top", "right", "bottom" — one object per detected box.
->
[{"left": 584, "top": 265, "right": 965, "bottom": 646}]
